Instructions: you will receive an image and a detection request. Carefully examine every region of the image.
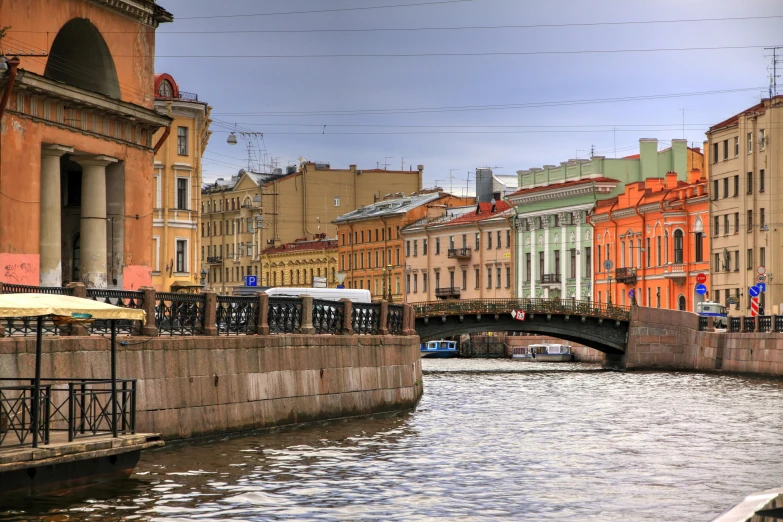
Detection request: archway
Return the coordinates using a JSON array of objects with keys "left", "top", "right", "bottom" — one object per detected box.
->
[
  {"left": 678, "top": 295, "right": 686, "bottom": 311},
  {"left": 44, "top": 19, "right": 120, "bottom": 99}
]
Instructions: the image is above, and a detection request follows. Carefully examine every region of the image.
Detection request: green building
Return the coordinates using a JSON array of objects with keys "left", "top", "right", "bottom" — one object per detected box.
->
[{"left": 507, "top": 138, "right": 694, "bottom": 301}]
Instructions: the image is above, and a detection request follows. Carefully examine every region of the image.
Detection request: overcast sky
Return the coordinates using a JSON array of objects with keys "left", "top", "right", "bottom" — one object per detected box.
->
[{"left": 154, "top": 0, "right": 782, "bottom": 192}]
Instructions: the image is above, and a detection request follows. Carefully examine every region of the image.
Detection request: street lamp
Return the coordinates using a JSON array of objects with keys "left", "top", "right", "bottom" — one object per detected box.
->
[
  {"left": 200, "top": 268, "right": 209, "bottom": 288},
  {"left": 386, "top": 265, "right": 393, "bottom": 302}
]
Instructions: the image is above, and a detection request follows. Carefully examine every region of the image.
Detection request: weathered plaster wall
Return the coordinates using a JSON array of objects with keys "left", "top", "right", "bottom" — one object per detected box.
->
[{"left": 0, "top": 334, "right": 423, "bottom": 440}]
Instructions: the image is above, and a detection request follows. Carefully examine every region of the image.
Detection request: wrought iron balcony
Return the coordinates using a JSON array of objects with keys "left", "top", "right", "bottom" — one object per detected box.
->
[
  {"left": 435, "top": 286, "right": 461, "bottom": 299},
  {"left": 540, "top": 274, "right": 561, "bottom": 285},
  {"left": 447, "top": 247, "right": 472, "bottom": 259},
  {"left": 614, "top": 267, "right": 637, "bottom": 284},
  {"left": 207, "top": 256, "right": 222, "bottom": 265}
]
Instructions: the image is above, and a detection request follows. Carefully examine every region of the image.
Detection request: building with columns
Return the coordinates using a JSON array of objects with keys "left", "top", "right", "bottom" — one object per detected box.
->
[
  {"left": 507, "top": 139, "right": 704, "bottom": 302},
  {"left": 151, "top": 73, "right": 211, "bottom": 292},
  {"left": 0, "top": 0, "right": 172, "bottom": 289}
]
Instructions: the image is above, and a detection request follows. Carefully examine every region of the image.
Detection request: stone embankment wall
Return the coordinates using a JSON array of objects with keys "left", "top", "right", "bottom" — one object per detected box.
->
[{"left": 1, "top": 335, "right": 423, "bottom": 440}]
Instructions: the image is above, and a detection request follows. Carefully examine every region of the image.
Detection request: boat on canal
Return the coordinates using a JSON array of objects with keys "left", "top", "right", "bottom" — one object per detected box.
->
[
  {"left": 511, "top": 343, "right": 574, "bottom": 362},
  {"left": 420, "top": 339, "right": 458, "bottom": 358}
]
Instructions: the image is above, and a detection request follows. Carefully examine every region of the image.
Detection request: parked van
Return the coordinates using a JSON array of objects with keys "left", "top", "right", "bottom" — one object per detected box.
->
[{"left": 263, "top": 287, "right": 371, "bottom": 303}]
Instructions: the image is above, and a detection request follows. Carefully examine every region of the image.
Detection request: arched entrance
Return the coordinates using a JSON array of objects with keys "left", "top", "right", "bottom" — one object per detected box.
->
[
  {"left": 678, "top": 295, "right": 686, "bottom": 311},
  {"left": 44, "top": 19, "right": 120, "bottom": 99}
]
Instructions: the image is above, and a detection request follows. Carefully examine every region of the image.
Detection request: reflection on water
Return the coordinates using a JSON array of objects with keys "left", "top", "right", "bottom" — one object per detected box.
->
[{"left": 5, "top": 359, "right": 783, "bottom": 521}]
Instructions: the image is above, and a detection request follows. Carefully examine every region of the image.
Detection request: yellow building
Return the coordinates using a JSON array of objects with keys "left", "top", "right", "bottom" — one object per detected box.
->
[
  {"left": 263, "top": 238, "right": 338, "bottom": 288},
  {"left": 151, "top": 74, "right": 211, "bottom": 292},
  {"left": 201, "top": 162, "right": 423, "bottom": 295}
]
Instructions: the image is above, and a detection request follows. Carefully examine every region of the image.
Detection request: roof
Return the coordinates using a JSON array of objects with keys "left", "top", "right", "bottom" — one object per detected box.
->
[
  {"left": 202, "top": 169, "right": 287, "bottom": 192},
  {"left": 507, "top": 177, "right": 619, "bottom": 198},
  {"left": 263, "top": 239, "right": 337, "bottom": 255},
  {"left": 493, "top": 174, "right": 519, "bottom": 190},
  {"left": 0, "top": 294, "right": 146, "bottom": 322},
  {"left": 333, "top": 193, "right": 443, "bottom": 224},
  {"left": 444, "top": 201, "right": 513, "bottom": 225},
  {"left": 709, "top": 101, "right": 765, "bottom": 133}
]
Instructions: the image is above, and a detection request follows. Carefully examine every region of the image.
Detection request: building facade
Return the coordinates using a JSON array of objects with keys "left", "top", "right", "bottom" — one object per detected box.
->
[
  {"left": 333, "top": 192, "right": 474, "bottom": 302},
  {"left": 0, "top": 0, "right": 172, "bottom": 289},
  {"left": 706, "top": 96, "right": 783, "bottom": 315},
  {"left": 590, "top": 171, "right": 709, "bottom": 311},
  {"left": 262, "top": 238, "right": 338, "bottom": 288},
  {"left": 151, "top": 73, "right": 211, "bottom": 292},
  {"left": 402, "top": 200, "right": 514, "bottom": 303},
  {"left": 508, "top": 139, "right": 703, "bottom": 302}
]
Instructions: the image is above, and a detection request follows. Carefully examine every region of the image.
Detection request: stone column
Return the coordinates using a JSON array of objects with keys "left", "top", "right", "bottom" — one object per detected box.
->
[
  {"left": 66, "top": 282, "right": 88, "bottom": 336},
  {"left": 140, "top": 286, "right": 158, "bottom": 336},
  {"left": 203, "top": 290, "right": 218, "bottom": 336},
  {"left": 341, "top": 298, "right": 353, "bottom": 335},
  {"left": 257, "top": 291, "right": 269, "bottom": 335},
  {"left": 574, "top": 211, "right": 582, "bottom": 300},
  {"left": 73, "top": 155, "right": 118, "bottom": 288},
  {"left": 40, "top": 145, "right": 73, "bottom": 287},
  {"left": 379, "top": 300, "right": 389, "bottom": 335},
  {"left": 559, "top": 213, "right": 567, "bottom": 298},
  {"left": 542, "top": 215, "right": 550, "bottom": 299},
  {"left": 301, "top": 295, "right": 314, "bottom": 334},
  {"left": 528, "top": 218, "right": 536, "bottom": 298}
]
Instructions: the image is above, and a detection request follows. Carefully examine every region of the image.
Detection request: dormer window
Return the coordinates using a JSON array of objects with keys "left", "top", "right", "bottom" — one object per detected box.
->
[{"left": 158, "top": 79, "right": 173, "bottom": 98}]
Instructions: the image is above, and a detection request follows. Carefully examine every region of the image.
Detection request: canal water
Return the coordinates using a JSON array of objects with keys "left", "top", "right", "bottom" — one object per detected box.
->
[{"left": 6, "top": 359, "right": 783, "bottom": 521}]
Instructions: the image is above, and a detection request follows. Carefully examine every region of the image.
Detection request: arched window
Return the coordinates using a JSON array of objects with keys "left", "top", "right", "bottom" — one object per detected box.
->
[
  {"left": 678, "top": 295, "right": 686, "bottom": 311},
  {"left": 674, "top": 230, "right": 684, "bottom": 264},
  {"left": 158, "top": 79, "right": 174, "bottom": 98}
]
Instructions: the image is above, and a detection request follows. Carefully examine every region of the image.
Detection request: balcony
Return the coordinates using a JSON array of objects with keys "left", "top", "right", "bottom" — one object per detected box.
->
[
  {"left": 664, "top": 263, "right": 687, "bottom": 284},
  {"left": 435, "top": 286, "right": 461, "bottom": 299},
  {"left": 207, "top": 256, "right": 222, "bottom": 265},
  {"left": 540, "top": 274, "right": 561, "bottom": 285},
  {"left": 614, "top": 267, "right": 637, "bottom": 285},
  {"left": 447, "top": 247, "right": 472, "bottom": 259}
]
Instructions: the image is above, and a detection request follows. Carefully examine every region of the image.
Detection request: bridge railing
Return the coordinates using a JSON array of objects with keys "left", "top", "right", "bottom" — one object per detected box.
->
[{"left": 413, "top": 298, "right": 631, "bottom": 321}]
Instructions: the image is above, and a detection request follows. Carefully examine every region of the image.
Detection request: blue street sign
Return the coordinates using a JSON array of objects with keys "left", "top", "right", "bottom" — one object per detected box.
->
[
  {"left": 628, "top": 289, "right": 635, "bottom": 298},
  {"left": 695, "top": 284, "right": 708, "bottom": 295},
  {"left": 245, "top": 275, "right": 258, "bottom": 287},
  {"left": 748, "top": 285, "right": 760, "bottom": 298},
  {"left": 336, "top": 284, "right": 345, "bottom": 289},
  {"left": 758, "top": 282, "right": 767, "bottom": 292}
]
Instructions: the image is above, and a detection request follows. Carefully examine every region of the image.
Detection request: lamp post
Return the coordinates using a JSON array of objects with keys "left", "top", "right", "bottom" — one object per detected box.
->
[
  {"left": 386, "top": 264, "right": 393, "bottom": 302},
  {"left": 200, "top": 268, "right": 209, "bottom": 288}
]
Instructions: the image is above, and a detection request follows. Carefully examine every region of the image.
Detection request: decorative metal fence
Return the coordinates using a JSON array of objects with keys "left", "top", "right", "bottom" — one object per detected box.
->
[
  {"left": 758, "top": 315, "right": 772, "bottom": 333},
  {"left": 87, "top": 289, "right": 144, "bottom": 335},
  {"left": 155, "top": 292, "right": 206, "bottom": 336},
  {"left": 352, "top": 303, "right": 381, "bottom": 335},
  {"left": 312, "top": 299, "right": 344, "bottom": 335},
  {"left": 775, "top": 316, "right": 783, "bottom": 333},
  {"left": 268, "top": 298, "right": 302, "bottom": 334},
  {"left": 729, "top": 317, "right": 741, "bottom": 333},
  {"left": 388, "top": 304, "right": 405, "bottom": 335},
  {"left": 698, "top": 316, "right": 708, "bottom": 331},
  {"left": 742, "top": 316, "right": 756, "bottom": 332},
  {"left": 413, "top": 298, "right": 631, "bottom": 322},
  {"left": 0, "top": 382, "right": 48, "bottom": 447},
  {"left": 1, "top": 284, "right": 74, "bottom": 337},
  {"left": 216, "top": 296, "right": 259, "bottom": 335}
]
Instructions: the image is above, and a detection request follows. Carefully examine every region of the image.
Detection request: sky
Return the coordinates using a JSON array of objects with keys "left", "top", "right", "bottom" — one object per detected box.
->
[{"left": 153, "top": 0, "right": 782, "bottom": 192}]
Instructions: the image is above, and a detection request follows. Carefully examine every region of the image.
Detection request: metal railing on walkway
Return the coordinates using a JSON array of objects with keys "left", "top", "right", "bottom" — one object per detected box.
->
[{"left": 413, "top": 298, "right": 631, "bottom": 321}]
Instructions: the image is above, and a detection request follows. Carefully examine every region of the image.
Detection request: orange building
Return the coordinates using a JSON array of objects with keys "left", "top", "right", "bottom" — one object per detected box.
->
[
  {"left": 590, "top": 170, "right": 709, "bottom": 311},
  {"left": 0, "top": 1, "right": 172, "bottom": 288},
  {"left": 333, "top": 191, "right": 474, "bottom": 302}
]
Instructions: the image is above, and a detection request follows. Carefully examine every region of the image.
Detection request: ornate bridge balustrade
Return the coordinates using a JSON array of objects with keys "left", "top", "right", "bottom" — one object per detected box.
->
[{"left": 0, "top": 283, "right": 413, "bottom": 339}]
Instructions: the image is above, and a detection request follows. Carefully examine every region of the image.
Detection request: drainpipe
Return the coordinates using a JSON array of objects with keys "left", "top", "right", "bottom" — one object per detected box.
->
[
  {"left": 633, "top": 191, "right": 647, "bottom": 306},
  {"left": 605, "top": 198, "right": 620, "bottom": 305}
]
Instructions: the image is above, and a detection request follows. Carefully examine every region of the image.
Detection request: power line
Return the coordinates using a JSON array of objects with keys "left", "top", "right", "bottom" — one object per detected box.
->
[
  {"left": 176, "top": 0, "right": 475, "bottom": 20},
  {"left": 146, "top": 44, "right": 775, "bottom": 59}
]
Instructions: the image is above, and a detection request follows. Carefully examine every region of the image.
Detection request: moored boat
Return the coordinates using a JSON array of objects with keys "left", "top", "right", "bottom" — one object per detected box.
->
[
  {"left": 511, "top": 343, "right": 574, "bottom": 362},
  {"left": 421, "top": 339, "right": 458, "bottom": 358}
]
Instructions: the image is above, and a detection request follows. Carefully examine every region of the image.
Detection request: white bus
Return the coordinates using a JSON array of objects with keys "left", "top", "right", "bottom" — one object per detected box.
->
[{"left": 263, "top": 287, "right": 371, "bottom": 303}]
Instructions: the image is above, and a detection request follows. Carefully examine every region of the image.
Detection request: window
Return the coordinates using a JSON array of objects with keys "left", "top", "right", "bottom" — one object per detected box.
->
[
  {"left": 553, "top": 214, "right": 560, "bottom": 227},
  {"left": 176, "top": 178, "right": 188, "bottom": 210},
  {"left": 734, "top": 250, "right": 739, "bottom": 271},
  {"left": 748, "top": 132, "right": 753, "bottom": 153},
  {"left": 435, "top": 238, "right": 440, "bottom": 255},
  {"left": 733, "top": 175, "right": 739, "bottom": 197},
  {"left": 694, "top": 232, "right": 703, "bottom": 262},
  {"left": 396, "top": 248, "right": 400, "bottom": 265},
  {"left": 760, "top": 129, "right": 766, "bottom": 150},
  {"left": 656, "top": 236, "right": 661, "bottom": 266},
  {"left": 747, "top": 248, "right": 753, "bottom": 269},
  {"left": 435, "top": 271, "right": 440, "bottom": 290},
  {"left": 449, "top": 236, "right": 455, "bottom": 250},
  {"left": 341, "top": 254, "right": 345, "bottom": 270},
  {"left": 673, "top": 230, "right": 683, "bottom": 264},
  {"left": 734, "top": 213, "right": 739, "bottom": 234},
  {"left": 714, "top": 253, "right": 721, "bottom": 272},
  {"left": 585, "top": 247, "right": 592, "bottom": 277},
  {"left": 723, "top": 139, "right": 729, "bottom": 160},
  {"left": 723, "top": 178, "right": 728, "bottom": 198},
  {"left": 761, "top": 208, "right": 766, "bottom": 228},
  {"left": 462, "top": 234, "right": 467, "bottom": 248},
  {"left": 462, "top": 269, "right": 467, "bottom": 290},
  {"left": 414, "top": 274, "right": 418, "bottom": 293},
  {"left": 475, "top": 233, "right": 480, "bottom": 250},
  {"left": 375, "top": 250, "right": 379, "bottom": 268},
  {"left": 506, "top": 230, "right": 511, "bottom": 248},
  {"left": 175, "top": 239, "right": 187, "bottom": 272},
  {"left": 423, "top": 239, "right": 428, "bottom": 255},
  {"left": 361, "top": 231, "right": 365, "bottom": 243},
  {"left": 496, "top": 267, "right": 501, "bottom": 288},
  {"left": 747, "top": 172, "right": 753, "bottom": 194},
  {"left": 570, "top": 249, "right": 576, "bottom": 278},
  {"left": 747, "top": 210, "right": 753, "bottom": 231},
  {"left": 474, "top": 268, "right": 480, "bottom": 289},
  {"left": 406, "top": 274, "right": 410, "bottom": 294},
  {"left": 177, "top": 126, "right": 188, "bottom": 155},
  {"left": 406, "top": 241, "right": 411, "bottom": 257},
  {"left": 525, "top": 253, "right": 531, "bottom": 282},
  {"left": 760, "top": 169, "right": 765, "bottom": 192},
  {"left": 760, "top": 247, "right": 766, "bottom": 268},
  {"left": 413, "top": 240, "right": 418, "bottom": 257},
  {"left": 713, "top": 216, "right": 719, "bottom": 237},
  {"left": 153, "top": 173, "right": 161, "bottom": 208},
  {"left": 496, "top": 231, "right": 502, "bottom": 249},
  {"left": 487, "top": 267, "right": 492, "bottom": 289},
  {"left": 723, "top": 215, "right": 729, "bottom": 236},
  {"left": 597, "top": 245, "right": 602, "bottom": 272},
  {"left": 712, "top": 142, "right": 718, "bottom": 163},
  {"left": 375, "top": 229, "right": 379, "bottom": 242},
  {"left": 423, "top": 273, "right": 428, "bottom": 292},
  {"left": 334, "top": 196, "right": 340, "bottom": 207},
  {"left": 734, "top": 136, "right": 739, "bottom": 156},
  {"left": 712, "top": 180, "right": 718, "bottom": 201},
  {"left": 487, "top": 232, "right": 492, "bottom": 250},
  {"left": 158, "top": 79, "right": 173, "bottom": 97},
  {"left": 554, "top": 250, "right": 560, "bottom": 275},
  {"left": 715, "top": 290, "right": 721, "bottom": 304},
  {"left": 646, "top": 238, "right": 651, "bottom": 267}
]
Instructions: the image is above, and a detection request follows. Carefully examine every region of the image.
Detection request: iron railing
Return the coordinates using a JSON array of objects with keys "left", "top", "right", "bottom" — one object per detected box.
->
[
  {"left": 540, "top": 274, "right": 561, "bottom": 284},
  {"left": 0, "top": 383, "right": 48, "bottom": 447},
  {"left": 758, "top": 315, "right": 772, "bottom": 333},
  {"left": 207, "top": 256, "right": 223, "bottom": 264},
  {"left": 216, "top": 295, "right": 258, "bottom": 335},
  {"left": 447, "top": 248, "right": 472, "bottom": 259},
  {"left": 1, "top": 284, "right": 74, "bottom": 337},
  {"left": 155, "top": 292, "right": 206, "bottom": 336},
  {"left": 413, "top": 298, "right": 631, "bottom": 321},
  {"left": 743, "top": 316, "right": 756, "bottom": 332},
  {"left": 312, "top": 299, "right": 344, "bottom": 335},
  {"left": 614, "top": 268, "right": 637, "bottom": 284},
  {"left": 435, "top": 287, "right": 461, "bottom": 298},
  {"left": 698, "top": 316, "right": 708, "bottom": 331},
  {"left": 388, "top": 304, "right": 405, "bottom": 335},
  {"left": 729, "top": 317, "right": 741, "bottom": 332},
  {"left": 87, "top": 289, "right": 144, "bottom": 336},
  {"left": 268, "top": 298, "right": 302, "bottom": 334},
  {"left": 775, "top": 316, "right": 783, "bottom": 333},
  {"left": 352, "top": 302, "right": 381, "bottom": 335}
]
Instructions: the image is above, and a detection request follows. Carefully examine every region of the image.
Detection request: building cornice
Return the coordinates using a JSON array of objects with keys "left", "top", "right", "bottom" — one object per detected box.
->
[
  {"left": 88, "top": 0, "right": 173, "bottom": 27},
  {"left": 508, "top": 182, "right": 615, "bottom": 205}
]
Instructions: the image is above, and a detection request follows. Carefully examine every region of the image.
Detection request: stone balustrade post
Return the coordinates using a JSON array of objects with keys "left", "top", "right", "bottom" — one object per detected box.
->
[
  {"left": 707, "top": 317, "right": 715, "bottom": 332},
  {"left": 257, "top": 292, "right": 270, "bottom": 335},
  {"left": 66, "top": 282, "right": 89, "bottom": 336},
  {"left": 203, "top": 291, "right": 218, "bottom": 336},
  {"left": 379, "top": 300, "right": 389, "bottom": 335},
  {"left": 341, "top": 298, "right": 353, "bottom": 335},
  {"left": 139, "top": 286, "right": 158, "bottom": 337},
  {"left": 301, "top": 295, "right": 315, "bottom": 334},
  {"left": 754, "top": 315, "right": 760, "bottom": 333},
  {"left": 402, "top": 304, "right": 413, "bottom": 336}
]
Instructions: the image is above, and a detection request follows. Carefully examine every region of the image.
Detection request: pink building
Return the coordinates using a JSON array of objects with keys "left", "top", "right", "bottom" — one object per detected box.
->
[{"left": 401, "top": 201, "right": 514, "bottom": 303}]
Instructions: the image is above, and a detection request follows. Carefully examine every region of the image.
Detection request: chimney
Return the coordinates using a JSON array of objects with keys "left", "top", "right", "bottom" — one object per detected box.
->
[
  {"left": 688, "top": 168, "right": 702, "bottom": 184},
  {"left": 665, "top": 171, "right": 678, "bottom": 189},
  {"left": 638, "top": 138, "right": 658, "bottom": 181}
]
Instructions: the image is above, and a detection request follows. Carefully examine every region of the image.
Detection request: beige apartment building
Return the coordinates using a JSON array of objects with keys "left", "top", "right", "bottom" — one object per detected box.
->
[
  {"left": 201, "top": 162, "right": 423, "bottom": 294},
  {"left": 401, "top": 200, "right": 514, "bottom": 303},
  {"left": 152, "top": 74, "right": 211, "bottom": 292},
  {"left": 707, "top": 95, "right": 783, "bottom": 315}
]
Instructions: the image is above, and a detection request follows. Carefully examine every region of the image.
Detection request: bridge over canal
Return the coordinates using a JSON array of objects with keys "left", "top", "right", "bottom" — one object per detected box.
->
[{"left": 412, "top": 299, "right": 631, "bottom": 354}]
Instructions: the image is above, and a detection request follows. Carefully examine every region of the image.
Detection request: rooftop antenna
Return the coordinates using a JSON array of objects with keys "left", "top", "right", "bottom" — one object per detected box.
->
[
  {"left": 400, "top": 157, "right": 406, "bottom": 171},
  {"left": 590, "top": 144, "right": 595, "bottom": 158},
  {"left": 765, "top": 46, "right": 782, "bottom": 97},
  {"left": 449, "top": 169, "right": 459, "bottom": 194},
  {"left": 383, "top": 157, "right": 393, "bottom": 170},
  {"left": 613, "top": 126, "right": 617, "bottom": 158},
  {"left": 680, "top": 108, "right": 687, "bottom": 139}
]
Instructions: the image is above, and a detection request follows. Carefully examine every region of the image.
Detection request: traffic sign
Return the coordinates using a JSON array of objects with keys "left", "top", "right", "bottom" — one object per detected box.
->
[
  {"left": 758, "top": 274, "right": 767, "bottom": 283},
  {"left": 758, "top": 282, "right": 767, "bottom": 292},
  {"left": 695, "top": 284, "right": 707, "bottom": 295},
  {"left": 751, "top": 297, "right": 760, "bottom": 317},
  {"left": 603, "top": 259, "right": 614, "bottom": 271},
  {"left": 628, "top": 289, "right": 635, "bottom": 298},
  {"left": 749, "top": 285, "right": 760, "bottom": 298},
  {"left": 245, "top": 275, "right": 258, "bottom": 287},
  {"left": 336, "top": 284, "right": 345, "bottom": 289},
  {"left": 510, "top": 310, "right": 526, "bottom": 321},
  {"left": 695, "top": 273, "right": 707, "bottom": 284},
  {"left": 758, "top": 266, "right": 766, "bottom": 275}
]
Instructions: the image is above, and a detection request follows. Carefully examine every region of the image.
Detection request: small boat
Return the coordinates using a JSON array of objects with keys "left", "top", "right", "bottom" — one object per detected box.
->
[
  {"left": 420, "top": 339, "right": 458, "bottom": 358},
  {"left": 512, "top": 343, "right": 574, "bottom": 362}
]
